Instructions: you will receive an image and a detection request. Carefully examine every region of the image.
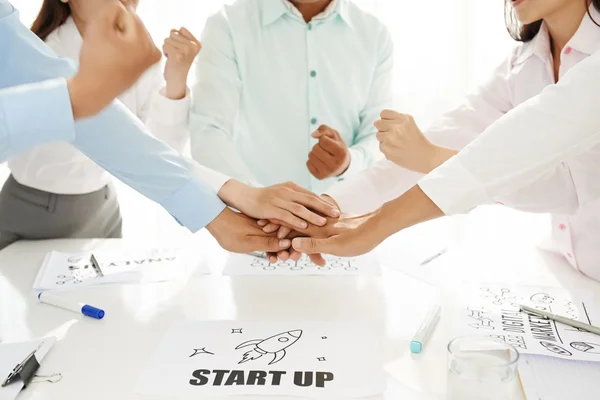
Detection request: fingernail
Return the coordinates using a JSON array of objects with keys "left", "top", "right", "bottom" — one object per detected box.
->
[
  {"left": 318, "top": 217, "right": 327, "bottom": 225},
  {"left": 279, "top": 239, "right": 291, "bottom": 248},
  {"left": 277, "top": 230, "right": 287, "bottom": 239},
  {"left": 299, "top": 221, "right": 308, "bottom": 229},
  {"left": 330, "top": 209, "right": 340, "bottom": 217}
]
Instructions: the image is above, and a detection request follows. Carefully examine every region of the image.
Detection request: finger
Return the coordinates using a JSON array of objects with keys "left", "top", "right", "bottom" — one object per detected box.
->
[
  {"left": 278, "top": 250, "right": 290, "bottom": 261},
  {"left": 263, "top": 223, "right": 281, "bottom": 233},
  {"left": 376, "top": 131, "right": 394, "bottom": 143},
  {"left": 279, "top": 201, "right": 327, "bottom": 227},
  {"left": 178, "top": 27, "right": 200, "bottom": 43},
  {"left": 380, "top": 109, "right": 403, "bottom": 120},
  {"left": 247, "top": 236, "right": 291, "bottom": 252},
  {"left": 289, "top": 250, "right": 303, "bottom": 262},
  {"left": 292, "top": 236, "right": 340, "bottom": 255},
  {"left": 257, "top": 219, "right": 268, "bottom": 227},
  {"left": 318, "top": 136, "right": 343, "bottom": 156},
  {"left": 308, "top": 153, "right": 331, "bottom": 176},
  {"left": 306, "top": 160, "right": 324, "bottom": 180},
  {"left": 271, "top": 208, "right": 309, "bottom": 230},
  {"left": 169, "top": 32, "right": 198, "bottom": 50},
  {"left": 309, "top": 253, "right": 327, "bottom": 267},
  {"left": 311, "top": 145, "right": 334, "bottom": 165},
  {"left": 277, "top": 226, "right": 292, "bottom": 239},
  {"left": 374, "top": 119, "right": 394, "bottom": 132},
  {"left": 268, "top": 254, "right": 278, "bottom": 264},
  {"left": 311, "top": 125, "right": 333, "bottom": 139},
  {"left": 292, "top": 192, "right": 339, "bottom": 219}
]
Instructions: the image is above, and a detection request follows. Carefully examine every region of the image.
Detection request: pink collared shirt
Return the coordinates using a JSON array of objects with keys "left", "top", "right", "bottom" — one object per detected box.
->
[{"left": 328, "top": 7, "right": 600, "bottom": 280}]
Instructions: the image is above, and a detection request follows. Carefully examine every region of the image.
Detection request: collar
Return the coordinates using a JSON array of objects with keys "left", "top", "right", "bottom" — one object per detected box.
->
[
  {"left": 514, "top": 5, "right": 600, "bottom": 65},
  {"left": 261, "top": 0, "right": 351, "bottom": 27},
  {"left": 565, "top": 5, "right": 600, "bottom": 56}
]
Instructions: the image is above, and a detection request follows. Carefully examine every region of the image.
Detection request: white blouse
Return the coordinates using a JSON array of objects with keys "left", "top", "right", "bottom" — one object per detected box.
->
[
  {"left": 328, "top": 7, "right": 600, "bottom": 280},
  {"left": 8, "top": 17, "right": 191, "bottom": 195}
]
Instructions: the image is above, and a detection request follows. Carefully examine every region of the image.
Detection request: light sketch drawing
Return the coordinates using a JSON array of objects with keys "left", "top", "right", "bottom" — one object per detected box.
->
[
  {"left": 236, "top": 330, "right": 302, "bottom": 365},
  {"left": 570, "top": 342, "right": 600, "bottom": 354},
  {"left": 540, "top": 341, "right": 572, "bottom": 356},
  {"left": 189, "top": 348, "right": 215, "bottom": 357}
]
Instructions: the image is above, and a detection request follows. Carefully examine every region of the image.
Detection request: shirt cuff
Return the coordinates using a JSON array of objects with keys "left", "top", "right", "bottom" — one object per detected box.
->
[
  {"left": 187, "top": 158, "right": 233, "bottom": 193},
  {"left": 418, "top": 158, "right": 492, "bottom": 215},
  {"left": 160, "top": 174, "right": 226, "bottom": 232},
  {"left": 152, "top": 87, "right": 191, "bottom": 126},
  {"left": 336, "top": 147, "right": 362, "bottom": 182},
  {"left": 1, "top": 78, "right": 75, "bottom": 154}
]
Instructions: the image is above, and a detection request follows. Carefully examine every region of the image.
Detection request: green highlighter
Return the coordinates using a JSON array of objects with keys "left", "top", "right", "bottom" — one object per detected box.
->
[{"left": 410, "top": 305, "right": 441, "bottom": 354}]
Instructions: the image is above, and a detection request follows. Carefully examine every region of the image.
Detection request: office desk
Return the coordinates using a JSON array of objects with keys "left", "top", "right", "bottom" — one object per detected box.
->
[{"left": 1, "top": 207, "right": 599, "bottom": 400}]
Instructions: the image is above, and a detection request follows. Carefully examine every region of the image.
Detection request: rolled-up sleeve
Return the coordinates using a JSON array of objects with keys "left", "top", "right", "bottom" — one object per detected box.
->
[{"left": 419, "top": 51, "right": 600, "bottom": 215}]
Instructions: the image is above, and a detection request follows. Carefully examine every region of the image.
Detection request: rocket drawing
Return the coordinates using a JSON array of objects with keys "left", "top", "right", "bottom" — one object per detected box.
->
[{"left": 235, "top": 330, "right": 302, "bottom": 365}]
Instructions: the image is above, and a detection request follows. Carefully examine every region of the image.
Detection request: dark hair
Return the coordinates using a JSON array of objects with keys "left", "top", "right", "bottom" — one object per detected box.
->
[
  {"left": 30, "top": 0, "right": 72, "bottom": 41},
  {"left": 505, "top": 0, "right": 600, "bottom": 42}
]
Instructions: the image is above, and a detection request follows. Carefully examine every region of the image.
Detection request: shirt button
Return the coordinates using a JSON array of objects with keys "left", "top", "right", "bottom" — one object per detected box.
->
[
  {"left": 564, "top": 46, "right": 572, "bottom": 55},
  {"left": 311, "top": 118, "right": 318, "bottom": 125},
  {"left": 558, "top": 224, "right": 567, "bottom": 231},
  {"left": 566, "top": 252, "right": 573, "bottom": 258},
  {"left": 308, "top": 23, "right": 313, "bottom": 30},
  {"left": 310, "top": 70, "right": 317, "bottom": 78}
]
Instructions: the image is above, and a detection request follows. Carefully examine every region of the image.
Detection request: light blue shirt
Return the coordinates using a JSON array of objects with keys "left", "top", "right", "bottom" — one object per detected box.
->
[
  {"left": 0, "top": 1, "right": 225, "bottom": 232},
  {"left": 191, "top": 0, "right": 393, "bottom": 193}
]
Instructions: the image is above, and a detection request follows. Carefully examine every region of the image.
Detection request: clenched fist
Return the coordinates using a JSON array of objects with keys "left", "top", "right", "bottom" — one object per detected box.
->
[
  {"left": 163, "top": 27, "right": 201, "bottom": 100},
  {"left": 307, "top": 125, "right": 351, "bottom": 180},
  {"left": 68, "top": 1, "right": 161, "bottom": 119},
  {"left": 374, "top": 110, "right": 455, "bottom": 174}
]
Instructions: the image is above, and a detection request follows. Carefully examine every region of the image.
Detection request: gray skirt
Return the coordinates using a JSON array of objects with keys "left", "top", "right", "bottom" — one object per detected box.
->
[{"left": 0, "top": 175, "right": 122, "bottom": 250}]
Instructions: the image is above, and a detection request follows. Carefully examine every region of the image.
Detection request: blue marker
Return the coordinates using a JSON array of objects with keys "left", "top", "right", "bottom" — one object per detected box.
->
[
  {"left": 38, "top": 292, "right": 105, "bottom": 320},
  {"left": 410, "top": 305, "right": 441, "bottom": 354}
]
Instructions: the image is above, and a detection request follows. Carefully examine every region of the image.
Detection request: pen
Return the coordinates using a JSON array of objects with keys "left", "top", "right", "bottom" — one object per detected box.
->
[
  {"left": 419, "top": 248, "right": 448, "bottom": 266},
  {"left": 248, "top": 251, "right": 267, "bottom": 259},
  {"left": 410, "top": 305, "right": 441, "bottom": 354},
  {"left": 38, "top": 292, "right": 105, "bottom": 320},
  {"left": 520, "top": 304, "right": 600, "bottom": 336}
]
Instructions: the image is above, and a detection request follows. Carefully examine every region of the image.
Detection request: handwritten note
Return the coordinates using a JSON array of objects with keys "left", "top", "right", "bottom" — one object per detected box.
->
[{"left": 459, "top": 284, "right": 600, "bottom": 361}]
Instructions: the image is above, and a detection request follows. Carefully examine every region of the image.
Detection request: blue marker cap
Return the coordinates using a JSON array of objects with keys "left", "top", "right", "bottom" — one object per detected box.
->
[
  {"left": 410, "top": 341, "right": 423, "bottom": 354},
  {"left": 81, "top": 305, "right": 105, "bottom": 320}
]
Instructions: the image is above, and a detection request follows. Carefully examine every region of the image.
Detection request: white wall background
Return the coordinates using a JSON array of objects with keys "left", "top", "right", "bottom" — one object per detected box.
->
[{"left": 6, "top": 0, "right": 517, "bottom": 244}]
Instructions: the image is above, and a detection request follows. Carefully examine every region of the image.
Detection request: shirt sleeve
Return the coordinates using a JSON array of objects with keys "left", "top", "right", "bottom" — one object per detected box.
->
[
  {"left": 0, "top": 5, "right": 225, "bottom": 231},
  {"left": 327, "top": 52, "right": 515, "bottom": 213},
  {"left": 418, "top": 50, "right": 600, "bottom": 215},
  {"left": 138, "top": 64, "right": 191, "bottom": 154},
  {"left": 189, "top": 11, "right": 259, "bottom": 184},
  {"left": 338, "top": 25, "right": 394, "bottom": 180}
]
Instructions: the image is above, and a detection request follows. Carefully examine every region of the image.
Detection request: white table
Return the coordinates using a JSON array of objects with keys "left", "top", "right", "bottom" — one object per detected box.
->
[{"left": 1, "top": 206, "right": 599, "bottom": 400}]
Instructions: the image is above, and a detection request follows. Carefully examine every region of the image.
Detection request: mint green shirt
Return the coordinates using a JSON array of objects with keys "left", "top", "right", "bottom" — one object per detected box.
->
[{"left": 191, "top": 0, "right": 393, "bottom": 192}]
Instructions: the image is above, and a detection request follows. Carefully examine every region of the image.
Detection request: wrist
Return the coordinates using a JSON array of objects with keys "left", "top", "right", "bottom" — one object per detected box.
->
[
  {"left": 165, "top": 76, "right": 188, "bottom": 100},
  {"left": 427, "top": 144, "right": 457, "bottom": 173},
  {"left": 380, "top": 185, "right": 444, "bottom": 236},
  {"left": 217, "top": 179, "right": 250, "bottom": 210},
  {"left": 335, "top": 150, "right": 351, "bottom": 177},
  {"left": 67, "top": 75, "right": 107, "bottom": 119}
]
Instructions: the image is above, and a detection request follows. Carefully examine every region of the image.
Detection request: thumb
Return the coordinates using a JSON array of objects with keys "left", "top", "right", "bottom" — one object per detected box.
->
[
  {"left": 292, "top": 236, "right": 337, "bottom": 255},
  {"left": 247, "top": 236, "right": 291, "bottom": 252}
]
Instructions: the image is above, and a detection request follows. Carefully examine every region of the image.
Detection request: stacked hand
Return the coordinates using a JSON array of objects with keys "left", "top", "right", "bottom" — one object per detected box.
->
[
  {"left": 68, "top": 1, "right": 161, "bottom": 119},
  {"left": 307, "top": 125, "right": 351, "bottom": 179},
  {"left": 375, "top": 110, "right": 455, "bottom": 174}
]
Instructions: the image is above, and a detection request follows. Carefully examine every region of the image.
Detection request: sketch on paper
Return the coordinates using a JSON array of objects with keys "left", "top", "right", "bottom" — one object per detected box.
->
[{"left": 236, "top": 330, "right": 303, "bottom": 365}]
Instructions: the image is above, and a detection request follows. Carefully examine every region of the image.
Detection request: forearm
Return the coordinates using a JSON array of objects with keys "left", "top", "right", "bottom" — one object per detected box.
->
[{"left": 374, "top": 185, "right": 445, "bottom": 239}]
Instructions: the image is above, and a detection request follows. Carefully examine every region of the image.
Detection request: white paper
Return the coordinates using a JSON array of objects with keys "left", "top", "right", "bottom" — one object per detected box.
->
[
  {"left": 33, "top": 247, "right": 206, "bottom": 292},
  {"left": 519, "top": 354, "right": 600, "bottom": 400},
  {"left": 0, "top": 338, "right": 56, "bottom": 400},
  {"left": 459, "top": 284, "right": 600, "bottom": 361},
  {"left": 224, "top": 253, "right": 381, "bottom": 276},
  {"left": 134, "top": 321, "right": 384, "bottom": 398}
]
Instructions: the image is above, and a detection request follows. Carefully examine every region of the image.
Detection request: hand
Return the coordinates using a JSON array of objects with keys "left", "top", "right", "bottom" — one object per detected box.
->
[
  {"left": 257, "top": 194, "right": 339, "bottom": 264},
  {"left": 206, "top": 208, "right": 292, "bottom": 253},
  {"left": 307, "top": 125, "right": 351, "bottom": 180},
  {"left": 217, "top": 180, "right": 340, "bottom": 231},
  {"left": 163, "top": 27, "right": 201, "bottom": 100},
  {"left": 68, "top": 1, "right": 161, "bottom": 119},
  {"left": 375, "top": 110, "right": 454, "bottom": 174}
]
